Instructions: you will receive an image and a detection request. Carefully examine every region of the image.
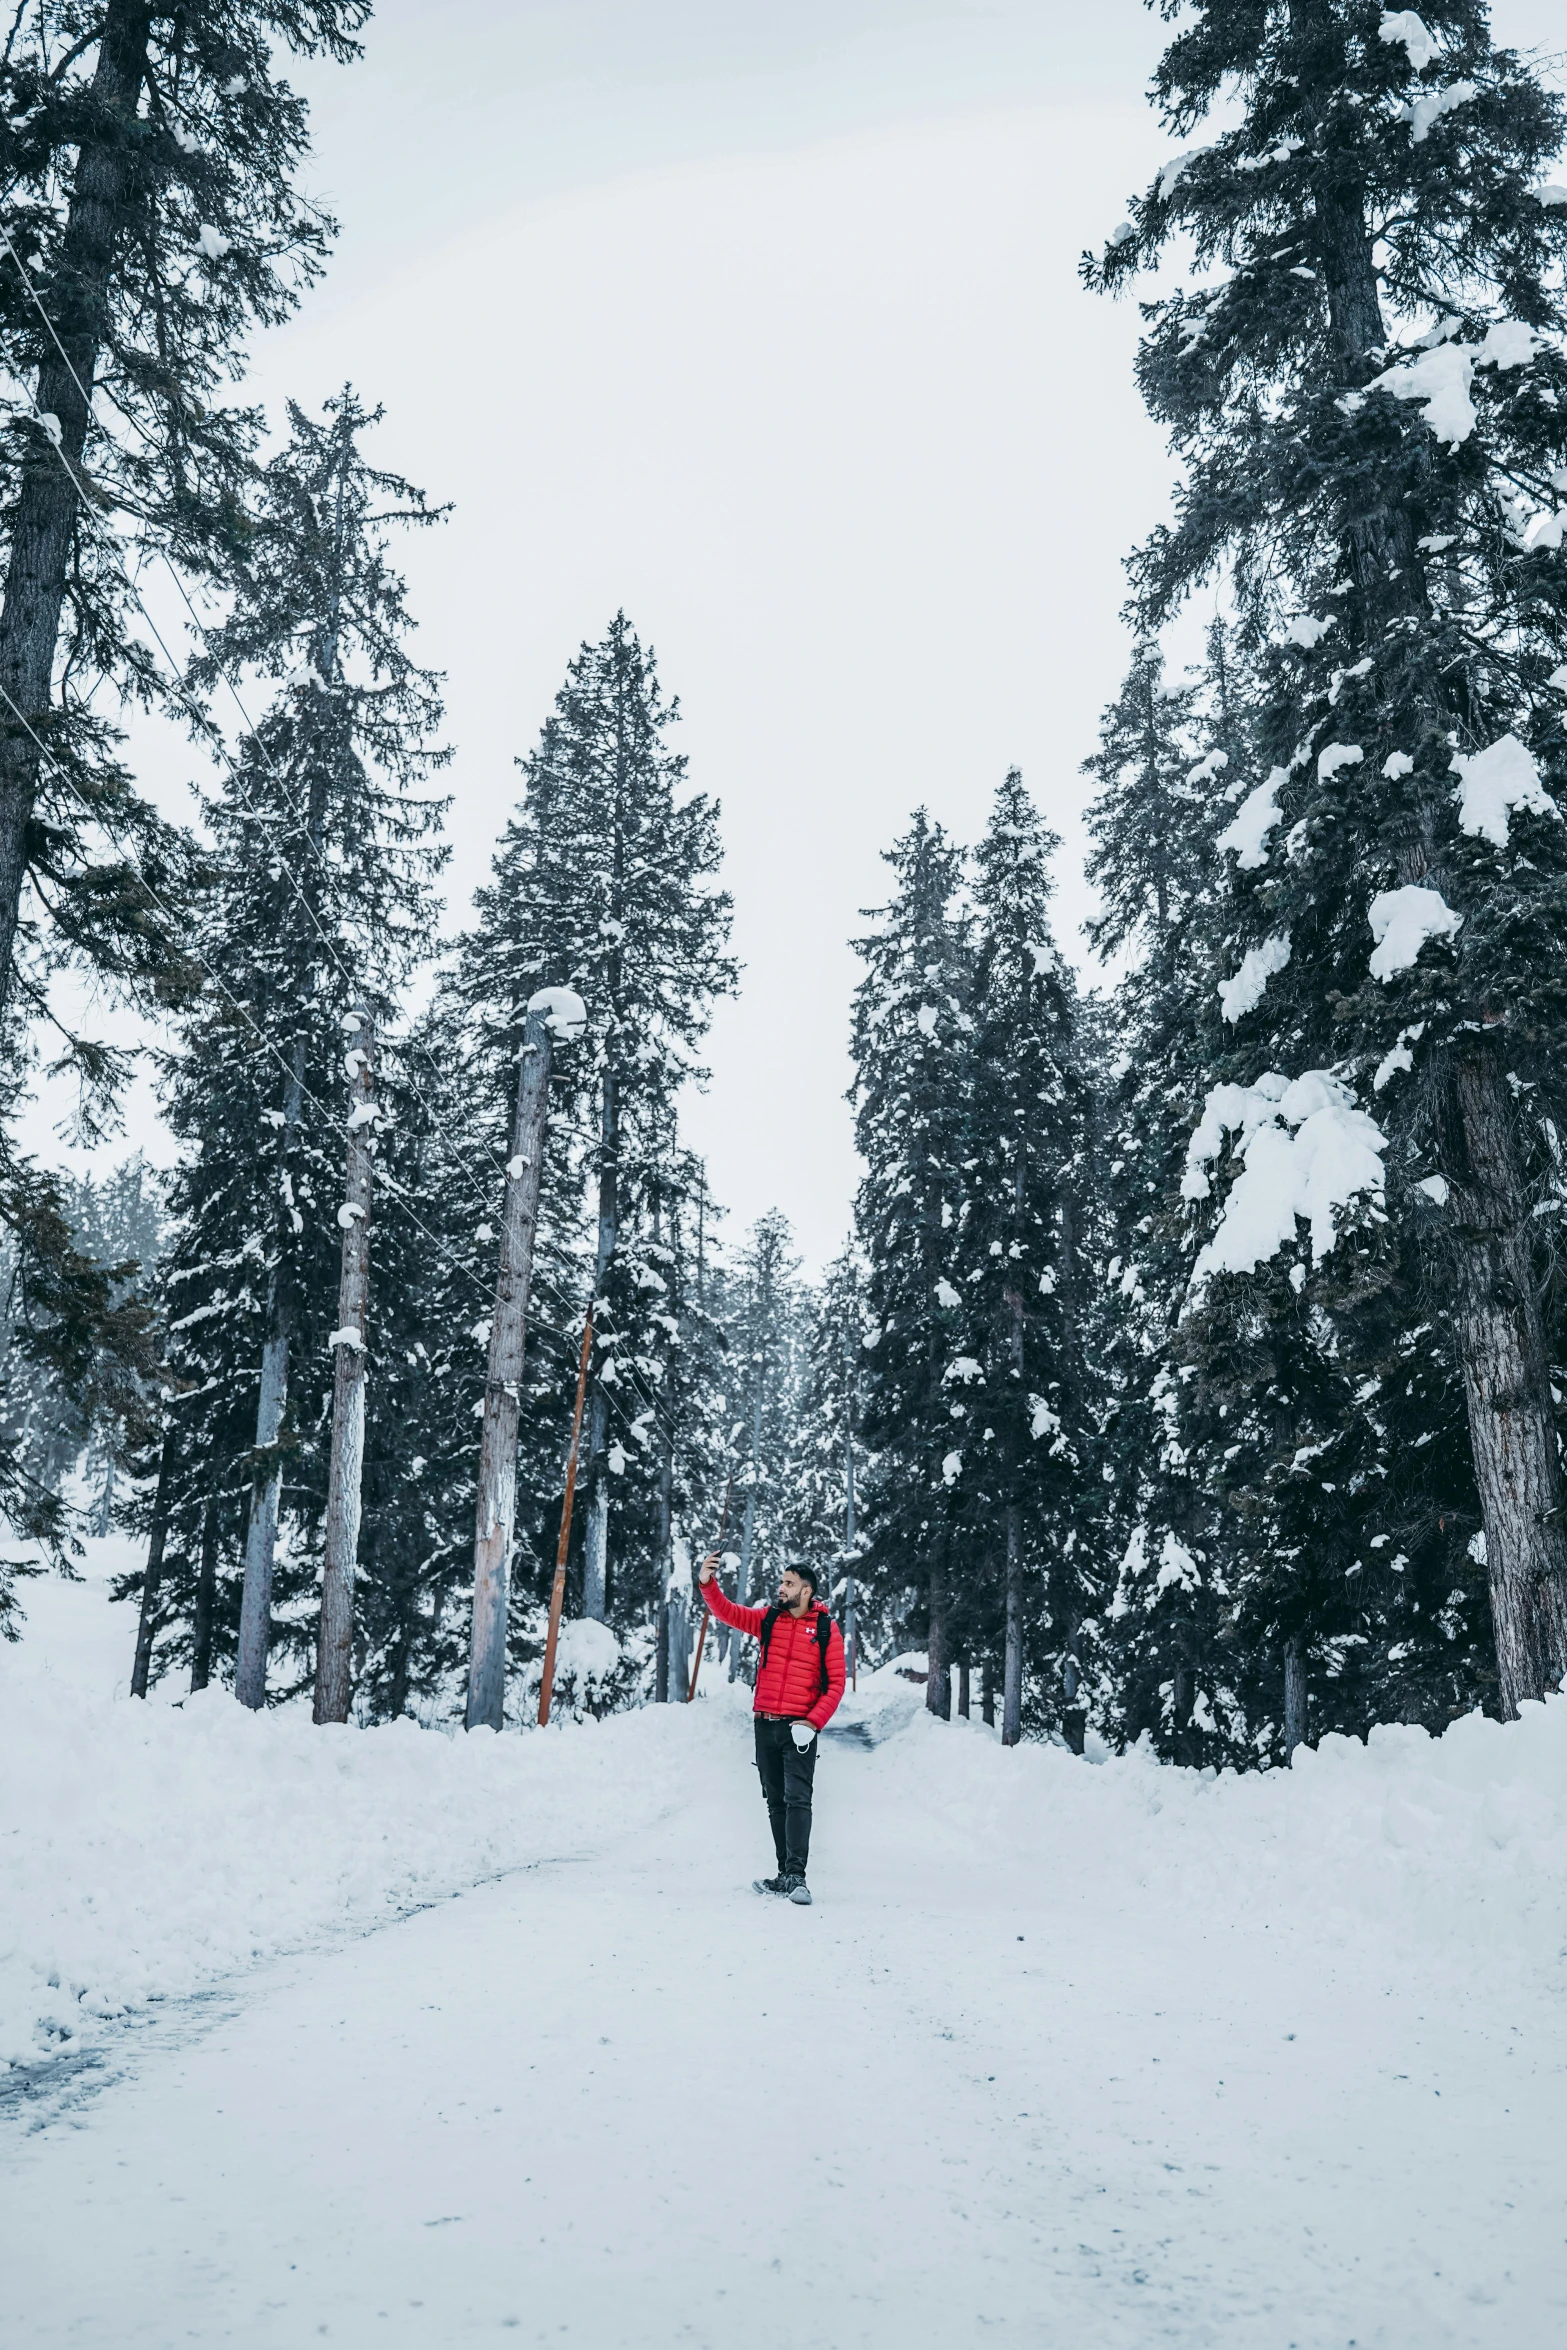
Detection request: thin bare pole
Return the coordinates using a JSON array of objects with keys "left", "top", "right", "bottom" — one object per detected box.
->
[
  {"left": 687, "top": 1474, "right": 735, "bottom": 1703},
  {"left": 537, "top": 1311, "right": 595, "bottom": 1727}
]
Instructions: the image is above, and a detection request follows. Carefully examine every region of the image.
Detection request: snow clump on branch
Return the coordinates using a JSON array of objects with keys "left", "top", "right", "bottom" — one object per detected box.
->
[
  {"left": 1183, "top": 1073, "right": 1386, "bottom": 1293},
  {"left": 1217, "top": 768, "right": 1287, "bottom": 869},
  {"left": 1450, "top": 734, "right": 1561, "bottom": 848},
  {"left": 1367, "top": 886, "right": 1463, "bottom": 981},
  {"left": 1218, "top": 932, "right": 1291, "bottom": 1022},
  {"left": 1378, "top": 11, "right": 1439, "bottom": 73},
  {"left": 526, "top": 985, "right": 588, "bottom": 1042}
]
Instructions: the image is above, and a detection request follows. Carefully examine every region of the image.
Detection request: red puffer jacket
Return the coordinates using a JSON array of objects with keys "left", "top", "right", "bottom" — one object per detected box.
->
[{"left": 698, "top": 1580, "right": 847, "bottom": 1730}]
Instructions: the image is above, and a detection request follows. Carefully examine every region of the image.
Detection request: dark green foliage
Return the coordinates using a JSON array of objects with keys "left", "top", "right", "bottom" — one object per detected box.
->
[
  {"left": 141, "top": 392, "right": 448, "bottom": 1696},
  {"left": 1084, "top": 0, "right": 1567, "bottom": 1740}
]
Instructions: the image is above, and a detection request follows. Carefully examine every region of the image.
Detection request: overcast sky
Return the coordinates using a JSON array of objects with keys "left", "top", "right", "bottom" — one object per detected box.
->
[{"left": 36, "top": 0, "right": 1567, "bottom": 1272}]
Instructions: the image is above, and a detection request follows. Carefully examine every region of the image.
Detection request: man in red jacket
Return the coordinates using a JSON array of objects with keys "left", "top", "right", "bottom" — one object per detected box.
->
[{"left": 697, "top": 1553, "right": 847, "bottom": 1906}]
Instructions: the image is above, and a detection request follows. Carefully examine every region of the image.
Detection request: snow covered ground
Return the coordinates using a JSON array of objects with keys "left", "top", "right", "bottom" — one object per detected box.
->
[{"left": 4, "top": 1566, "right": 1566, "bottom": 2345}]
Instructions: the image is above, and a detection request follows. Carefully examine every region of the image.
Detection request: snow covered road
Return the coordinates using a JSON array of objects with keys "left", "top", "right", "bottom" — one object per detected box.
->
[{"left": 4, "top": 1691, "right": 1564, "bottom": 2349}]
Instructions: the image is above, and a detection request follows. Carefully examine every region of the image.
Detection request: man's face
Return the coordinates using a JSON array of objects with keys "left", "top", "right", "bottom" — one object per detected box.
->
[{"left": 778, "top": 1568, "right": 812, "bottom": 1611}]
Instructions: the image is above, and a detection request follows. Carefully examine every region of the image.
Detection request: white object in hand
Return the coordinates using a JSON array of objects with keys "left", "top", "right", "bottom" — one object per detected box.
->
[{"left": 791, "top": 1721, "right": 816, "bottom": 1753}]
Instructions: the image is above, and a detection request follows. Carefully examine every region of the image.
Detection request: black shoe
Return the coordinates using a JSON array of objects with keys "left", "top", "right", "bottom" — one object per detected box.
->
[
  {"left": 784, "top": 1874, "right": 812, "bottom": 1906},
  {"left": 754, "top": 1874, "right": 788, "bottom": 1896}
]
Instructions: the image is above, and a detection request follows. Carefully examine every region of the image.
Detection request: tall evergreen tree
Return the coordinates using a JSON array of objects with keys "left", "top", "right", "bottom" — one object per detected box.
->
[
  {"left": 784, "top": 1243, "right": 872, "bottom": 1661},
  {"left": 147, "top": 390, "right": 448, "bottom": 1702},
  {"left": 850, "top": 811, "right": 974, "bottom": 1715},
  {"left": 451, "top": 613, "right": 735, "bottom": 1641},
  {"left": 1084, "top": 636, "right": 1238, "bottom": 1761},
  {"left": 719, "top": 1209, "right": 803, "bottom": 1675},
  {"left": 958, "top": 769, "right": 1090, "bottom": 1745},
  {"left": 0, "top": 0, "right": 367, "bottom": 1027},
  {"left": 1090, "top": 0, "right": 1567, "bottom": 1715}
]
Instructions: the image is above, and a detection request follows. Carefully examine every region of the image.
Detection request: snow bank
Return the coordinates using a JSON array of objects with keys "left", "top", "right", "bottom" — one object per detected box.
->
[
  {"left": 0, "top": 1624, "right": 702, "bottom": 2078},
  {"left": 884, "top": 1694, "right": 1567, "bottom": 1979}
]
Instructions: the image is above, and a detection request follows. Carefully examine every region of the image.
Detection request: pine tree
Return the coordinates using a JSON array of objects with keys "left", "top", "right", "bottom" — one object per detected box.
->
[
  {"left": 957, "top": 769, "right": 1090, "bottom": 1745},
  {"left": 147, "top": 390, "right": 447, "bottom": 1702},
  {"left": 718, "top": 1210, "right": 803, "bottom": 1672},
  {"left": 1084, "top": 637, "right": 1240, "bottom": 1761},
  {"left": 784, "top": 1244, "right": 873, "bottom": 1669},
  {"left": 850, "top": 811, "right": 975, "bottom": 1715},
  {"left": 0, "top": 1, "right": 368, "bottom": 1025},
  {"left": 1090, "top": 0, "right": 1567, "bottom": 1716},
  {"left": 451, "top": 614, "right": 736, "bottom": 1650}
]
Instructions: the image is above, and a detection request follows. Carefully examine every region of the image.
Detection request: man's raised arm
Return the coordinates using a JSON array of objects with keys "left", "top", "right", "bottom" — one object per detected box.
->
[{"left": 696, "top": 1553, "right": 766, "bottom": 1639}]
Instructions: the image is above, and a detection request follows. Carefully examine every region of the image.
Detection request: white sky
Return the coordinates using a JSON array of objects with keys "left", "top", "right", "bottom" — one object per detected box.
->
[{"left": 29, "top": 0, "right": 1567, "bottom": 1273}]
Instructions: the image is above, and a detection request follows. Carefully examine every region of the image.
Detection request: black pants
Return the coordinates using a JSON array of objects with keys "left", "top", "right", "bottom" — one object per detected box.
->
[{"left": 754, "top": 1717, "right": 818, "bottom": 1878}]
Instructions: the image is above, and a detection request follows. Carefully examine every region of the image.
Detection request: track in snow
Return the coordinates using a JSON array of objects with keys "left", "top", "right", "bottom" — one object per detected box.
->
[{"left": 3, "top": 1705, "right": 1561, "bottom": 2348}]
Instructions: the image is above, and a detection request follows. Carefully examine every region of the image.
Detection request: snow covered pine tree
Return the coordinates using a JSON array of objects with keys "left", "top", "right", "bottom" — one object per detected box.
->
[
  {"left": 447, "top": 614, "right": 735, "bottom": 1656},
  {"left": 1091, "top": 0, "right": 1567, "bottom": 1715},
  {"left": 0, "top": 6, "right": 362, "bottom": 1588},
  {"left": 851, "top": 811, "right": 975, "bottom": 1716},
  {"left": 156, "top": 392, "right": 447, "bottom": 1705},
  {"left": 961, "top": 770, "right": 1089, "bottom": 1746}
]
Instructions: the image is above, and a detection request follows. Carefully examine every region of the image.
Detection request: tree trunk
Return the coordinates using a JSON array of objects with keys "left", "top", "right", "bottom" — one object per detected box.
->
[
  {"left": 1284, "top": 1637, "right": 1308, "bottom": 1762},
  {"left": 981, "top": 1660, "right": 995, "bottom": 1728},
  {"left": 668, "top": 1586, "right": 690, "bottom": 1703},
  {"left": 1439, "top": 1054, "right": 1567, "bottom": 1712},
  {"left": 387, "top": 1611, "right": 413, "bottom": 1721},
  {"left": 235, "top": 1038, "right": 305, "bottom": 1711},
  {"left": 653, "top": 1423, "right": 674, "bottom": 1702},
  {"left": 579, "top": 1064, "right": 619, "bottom": 1625},
  {"left": 129, "top": 1423, "right": 176, "bottom": 1699},
  {"left": 730, "top": 1372, "right": 766, "bottom": 1679},
  {"left": 1002, "top": 1501, "right": 1023, "bottom": 1746},
  {"left": 1002, "top": 1245, "right": 1026, "bottom": 1746},
  {"left": 581, "top": 1481, "right": 609, "bottom": 1624},
  {"left": 1173, "top": 1653, "right": 1196, "bottom": 1768},
  {"left": 189, "top": 1487, "right": 219, "bottom": 1693},
  {"left": 843, "top": 1335, "right": 858, "bottom": 1685},
  {"left": 957, "top": 1658, "right": 970, "bottom": 1719},
  {"left": 1061, "top": 1625, "right": 1086, "bottom": 1756},
  {"left": 926, "top": 1551, "right": 951, "bottom": 1719},
  {"left": 95, "top": 1455, "right": 116, "bottom": 1538},
  {"left": 0, "top": 2, "right": 153, "bottom": 1021},
  {"left": 235, "top": 1292, "right": 289, "bottom": 1711},
  {"left": 314, "top": 1017, "right": 377, "bottom": 1725},
  {"left": 465, "top": 1006, "right": 554, "bottom": 1732}
]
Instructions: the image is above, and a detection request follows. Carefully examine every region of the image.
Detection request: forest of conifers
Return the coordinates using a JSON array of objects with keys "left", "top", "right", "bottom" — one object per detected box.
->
[{"left": 3, "top": 0, "right": 1567, "bottom": 1768}]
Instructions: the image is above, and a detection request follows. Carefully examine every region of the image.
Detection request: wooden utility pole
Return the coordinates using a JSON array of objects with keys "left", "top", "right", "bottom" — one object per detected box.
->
[
  {"left": 465, "top": 1001, "right": 556, "bottom": 1732},
  {"left": 537, "top": 1312, "right": 595, "bottom": 1728},
  {"left": 314, "top": 1014, "right": 377, "bottom": 1725}
]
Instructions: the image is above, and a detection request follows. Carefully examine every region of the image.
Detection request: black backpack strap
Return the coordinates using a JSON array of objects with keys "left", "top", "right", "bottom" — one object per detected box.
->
[{"left": 759, "top": 1604, "right": 834, "bottom": 1694}]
